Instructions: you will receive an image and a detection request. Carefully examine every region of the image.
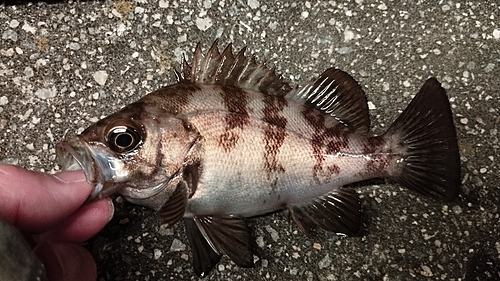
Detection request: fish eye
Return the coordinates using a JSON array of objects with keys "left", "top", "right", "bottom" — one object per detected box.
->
[{"left": 107, "top": 125, "right": 141, "bottom": 153}]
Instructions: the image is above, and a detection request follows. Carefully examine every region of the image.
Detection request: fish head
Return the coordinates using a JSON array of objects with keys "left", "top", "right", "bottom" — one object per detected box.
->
[{"left": 56, "top": 101, "right": 199, "bottom": 207}]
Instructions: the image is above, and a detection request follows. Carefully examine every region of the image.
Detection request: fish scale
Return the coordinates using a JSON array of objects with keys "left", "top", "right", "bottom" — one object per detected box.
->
[
  {"left": 56, "top": 41, "right": 460, "bottom": 277},
  {"left": 164, "top": 83, "right": 376, "bottom": 197}
]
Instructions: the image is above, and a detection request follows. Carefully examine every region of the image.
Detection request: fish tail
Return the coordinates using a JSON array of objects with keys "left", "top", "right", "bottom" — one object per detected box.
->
[{"left": 384, "top": 78, "right": 460, "bottom": 201}]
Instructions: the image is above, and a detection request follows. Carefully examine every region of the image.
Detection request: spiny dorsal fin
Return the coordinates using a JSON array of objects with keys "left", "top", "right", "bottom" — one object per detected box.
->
[
  {"left": 288, "top": 68, "right": 370, "bottom": 134},
  {"left": 177, "top": 40, "right": 292, "bottom": 97}
]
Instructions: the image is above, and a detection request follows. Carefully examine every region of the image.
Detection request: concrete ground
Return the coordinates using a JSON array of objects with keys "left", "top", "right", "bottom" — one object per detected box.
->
[{"left": 1, "top": 0, "right": 499, "bottom": 280}]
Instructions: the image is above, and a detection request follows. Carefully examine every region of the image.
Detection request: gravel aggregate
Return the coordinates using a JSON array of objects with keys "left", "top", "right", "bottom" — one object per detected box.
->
[{"left": 1, "top": 0, "right": 499, "bottom": 280}]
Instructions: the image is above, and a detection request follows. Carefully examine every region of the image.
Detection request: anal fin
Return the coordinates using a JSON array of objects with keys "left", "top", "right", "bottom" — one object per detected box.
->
[
  {"left": 184, "top": 218, "right": 222, "bottom": 277},
  {"left": 287, "top": 188, "right": 361, "bottom": 237},
  {"left": 193, "top": 216, "right": 255, "bottom": 269}
]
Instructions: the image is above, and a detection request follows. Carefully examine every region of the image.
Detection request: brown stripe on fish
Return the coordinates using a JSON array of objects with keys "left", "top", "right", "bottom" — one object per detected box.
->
[
  {"left": 218, "top": 86, "right": 250, "bottom": 151},
  {"left": 361, "top": 136, "right": 388, "bottom": 154},
  {"left": 219, "top": 130, "right": 240, "bottom": 152},
  {"left": 130, "top": 139, "right": 165, "bottom": 186},
  {"left": 302, "top": 107, "right": 327, "bottom": 183},
  {"left": 365, "top": 156, "right": 390, "bottom": 177},
  {"left": 320, "top": 126, "right": 350, "bottom": 181},
  {"left": 362, "top": 136, "right": 392, "bottom": 177},
  {"left": 262, "top": 95, "right": 288, "bottom": 184},
  {"left": 220, "top": 86, "right": 250, "bottom": 128},
  {"left": 302, "top": 107, "right": 347, "bottom": 183}
]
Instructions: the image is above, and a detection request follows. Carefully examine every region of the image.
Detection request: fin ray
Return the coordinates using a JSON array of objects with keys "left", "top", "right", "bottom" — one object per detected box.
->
[
  {"left": 158, "top": 181, "right": 188, "bottom": 227},
  {"left": 288, "top": 68, "right": 370, "bottom": 134},
  {"left": 287, "top": 188, "right": 361, "bottom": 237},
  {"left": 179, "top": 41, "right": 292, "bottom": 96},
  {"left": 184, "top": 218, "right": 221, "bottom": 277},
  {"left": 194, "top": 216, "right": 255, "bottom": 268},
  {"left": 385, "top": 78, "right": 460, "bottom": 201}
]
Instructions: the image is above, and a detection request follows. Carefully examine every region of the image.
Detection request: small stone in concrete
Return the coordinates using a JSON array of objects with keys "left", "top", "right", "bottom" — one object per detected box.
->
[{"left": 93, "top": 70, "right": 109, "bottom": 86}]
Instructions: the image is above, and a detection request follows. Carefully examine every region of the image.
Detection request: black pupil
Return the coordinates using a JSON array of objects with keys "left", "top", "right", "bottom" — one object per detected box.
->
[
  {"left": 115, "top": 133, "right": 133, "bottom": 148},
  {"left": 108, "top": 126, "right": 140, "bottom": 152}
]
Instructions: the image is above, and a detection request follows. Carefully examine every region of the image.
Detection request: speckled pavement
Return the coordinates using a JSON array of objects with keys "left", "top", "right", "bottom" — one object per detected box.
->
[{"left": 1, "top": 0, "right": 499, "bottom": 280}]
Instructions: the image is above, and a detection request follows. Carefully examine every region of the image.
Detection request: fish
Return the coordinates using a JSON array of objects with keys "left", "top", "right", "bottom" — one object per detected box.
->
[{"left": 56, "top": 41, "right": 461, "bottom": 277}]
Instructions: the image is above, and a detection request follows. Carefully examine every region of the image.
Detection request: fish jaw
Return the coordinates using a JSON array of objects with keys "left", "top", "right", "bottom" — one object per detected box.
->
[
  {"left": 56, "top": 137, "right": 121, "bottom": 199},
  {"left": 56, "top": 137, "right": 173, "bottom": 202},
  {"left": 56, "top": 137, "right": 99, "bottom": 185}
]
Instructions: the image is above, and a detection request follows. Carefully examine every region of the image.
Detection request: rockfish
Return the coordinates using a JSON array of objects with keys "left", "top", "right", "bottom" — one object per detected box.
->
[{"left": 56, "top": 41, "right": 460, "bottom": 276}]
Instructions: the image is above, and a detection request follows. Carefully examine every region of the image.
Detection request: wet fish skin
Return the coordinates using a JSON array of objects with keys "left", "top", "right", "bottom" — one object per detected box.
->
[{"left": 56, "top": 41, "right": 460, "bottom": 276}]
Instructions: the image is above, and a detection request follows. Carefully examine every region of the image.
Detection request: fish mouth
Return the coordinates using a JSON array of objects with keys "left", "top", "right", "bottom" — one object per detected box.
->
[
  {"left": 56, "top": 138, "right": 169, "bottom": 201},
  {"left": 56, "top": 138, "right": 96, "bottom": 183},
  {"left": 56, "top": 138, "right": 106, "bottom": 199}
]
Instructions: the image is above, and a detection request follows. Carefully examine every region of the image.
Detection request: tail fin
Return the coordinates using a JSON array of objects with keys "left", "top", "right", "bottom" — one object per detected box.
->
[{"left": 385, "top": 78, "right": 460, "bottom": 201}]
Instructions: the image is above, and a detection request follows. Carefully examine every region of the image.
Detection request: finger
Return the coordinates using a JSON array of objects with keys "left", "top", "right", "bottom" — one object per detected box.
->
[
  {"left": 38, "top": 198, "right": 114, "bottom": 243},
  {"left": 0, "top": 164, "right": 93, "bottom": 233},
  {"left": 34, "top": 241, "right": 97, "bottom": 281}
]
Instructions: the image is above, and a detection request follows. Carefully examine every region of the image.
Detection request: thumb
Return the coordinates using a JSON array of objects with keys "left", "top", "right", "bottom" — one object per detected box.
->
[
  {"left": 34, "top": 241, "right": 97, "bottom": 281},
  {"left": 0, "top": 164, "right": 93, "bottom": 233}
]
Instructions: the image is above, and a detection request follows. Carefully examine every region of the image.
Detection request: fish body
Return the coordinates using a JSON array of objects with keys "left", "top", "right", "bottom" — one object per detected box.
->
[
  {"left": 138, "top": 83, "right": 387, "bottom": 218},
  {"left": 56, "top": 41, "right": 460, "bottom": 276}
]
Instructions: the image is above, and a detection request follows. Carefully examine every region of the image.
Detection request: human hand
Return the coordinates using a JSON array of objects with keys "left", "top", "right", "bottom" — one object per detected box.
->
[{"left": 0, "top": 164, "right": 114, "bottom": 281}]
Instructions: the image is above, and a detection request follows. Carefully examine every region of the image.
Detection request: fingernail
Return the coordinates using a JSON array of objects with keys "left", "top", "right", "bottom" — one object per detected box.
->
[
  {"left": 107, "top": 198, "right": 115, "bottom": 222},
  {"left": 52, "top": 170, "right": 87, "bottom": 184}
]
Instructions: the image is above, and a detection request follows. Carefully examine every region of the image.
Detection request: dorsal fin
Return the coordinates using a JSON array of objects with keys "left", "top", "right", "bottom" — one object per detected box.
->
[
  {"left": 176, "top": 40, "right": 292, "bottom": 97},
  {"left": 288, "top": 68, "right": 370, "bottom": 134}
]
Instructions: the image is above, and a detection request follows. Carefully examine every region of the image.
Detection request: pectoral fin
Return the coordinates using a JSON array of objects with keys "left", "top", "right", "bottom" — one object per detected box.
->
[
  {"left": 184, "top": 218, "right": 222, "bottom": 277},
  {"left": 190, "top": 216, "right": 254, "bottom": 270},
  {"left": 286, "top": 188, "right": 361, "bottom": 237},
  {"left": 158, "top": 181, "right": 188, "bottom": 227}
]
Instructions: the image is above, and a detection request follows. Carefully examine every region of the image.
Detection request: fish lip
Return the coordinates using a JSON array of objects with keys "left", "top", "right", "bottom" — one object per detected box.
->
[
  {"left": 56, "top": 138, "right": 97, "bottom": 185},
  {"left": 56, "top": 138, "right": 112, "bottom": 200}
]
